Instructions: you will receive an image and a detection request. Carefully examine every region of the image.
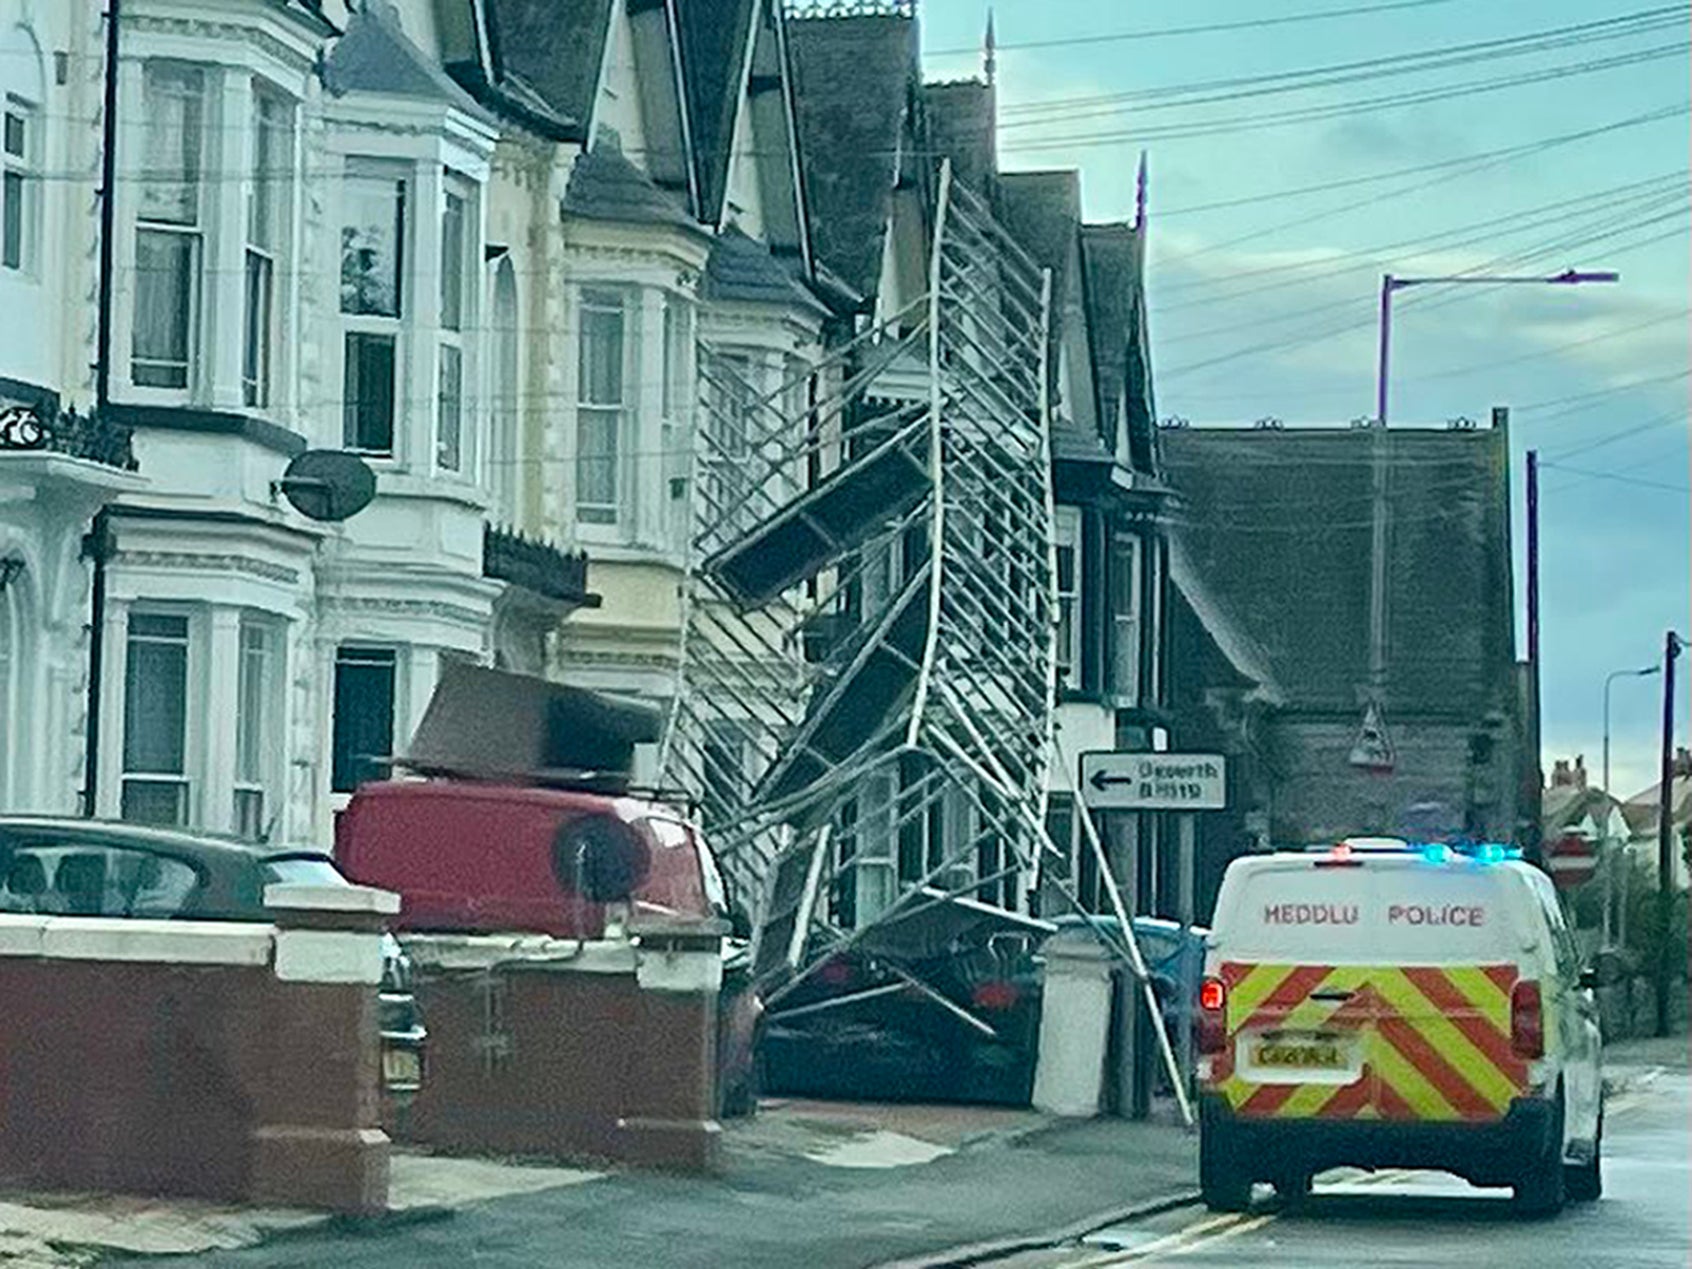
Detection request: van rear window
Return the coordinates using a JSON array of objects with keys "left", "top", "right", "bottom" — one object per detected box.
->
[{"left": 1213, "top": 862, "right": 1526, "bottom": 962}]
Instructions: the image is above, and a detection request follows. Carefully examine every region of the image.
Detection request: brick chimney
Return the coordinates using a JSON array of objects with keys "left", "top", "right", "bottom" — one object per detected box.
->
[
  {"left": 1549, "top": 756, "right": 1588, "bottom": 790},
  {"left": 1674, "top": 747, "right": 1692, "bottom": 778}
]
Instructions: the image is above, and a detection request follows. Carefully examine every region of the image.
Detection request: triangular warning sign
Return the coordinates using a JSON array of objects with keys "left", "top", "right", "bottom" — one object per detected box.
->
[{"left": 1349, "top": 700, "right": 1396, "bottom": 772}]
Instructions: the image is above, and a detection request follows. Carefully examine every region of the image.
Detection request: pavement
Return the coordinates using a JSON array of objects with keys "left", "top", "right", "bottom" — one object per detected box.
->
[
  {"left": 70, "top": 1100, "right": 1190, "bottom": 1269},
  {"left": 4, "top": 1035, "right": 1678, "bottom": 1267}
]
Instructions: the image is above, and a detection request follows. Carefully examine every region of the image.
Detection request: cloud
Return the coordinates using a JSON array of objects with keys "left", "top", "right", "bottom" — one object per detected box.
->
[{"left": 1320, "top": 114, "right": 1467, "bottom": 165}]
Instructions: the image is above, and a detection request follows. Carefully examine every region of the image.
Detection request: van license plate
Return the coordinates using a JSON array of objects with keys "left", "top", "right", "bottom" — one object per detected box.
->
[{"left": 1252, "top": 1038, "right": 1346, "bottom": 1070}]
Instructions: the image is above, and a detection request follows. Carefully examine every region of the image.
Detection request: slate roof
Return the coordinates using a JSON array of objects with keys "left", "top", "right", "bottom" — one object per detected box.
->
[
  {"left": 676, "top": 0, "right": 758, "bottom": 226},
  {"left": 786, "top": 9, "right": 916, "bottom": 300},
  {"left": 922, "top": 79, "right": 995, "bottom": 196},
  {"left": 322, "top": 1, "right": 494, "bottom": 121},
  {"left": 1160, "top": 426, "right": 1515, "bottom": 718},
  {"left": 703, "top": 226, "right": 827, "bottom": 310},
  {"left": 477, "top": 0, "right": 613, "bottom": 137},
  {"left": 563, "top": 142, "right": 694, "bottom": 229}
]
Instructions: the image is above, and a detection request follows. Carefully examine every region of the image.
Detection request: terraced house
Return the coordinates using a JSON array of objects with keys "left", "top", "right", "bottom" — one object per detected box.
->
[{"left": 0, "top": 0, "right": 850, "bottom": 843}]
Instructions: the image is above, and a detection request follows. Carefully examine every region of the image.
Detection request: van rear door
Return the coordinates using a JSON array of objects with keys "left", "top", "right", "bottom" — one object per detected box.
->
[{"left": 1207, "top": 855, "right": 1533, "bottom": 1124}]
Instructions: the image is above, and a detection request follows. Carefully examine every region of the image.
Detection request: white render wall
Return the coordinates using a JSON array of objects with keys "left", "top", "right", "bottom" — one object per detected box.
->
[{"left": 0, "top": 2, "right": 511, "bottom": 847}]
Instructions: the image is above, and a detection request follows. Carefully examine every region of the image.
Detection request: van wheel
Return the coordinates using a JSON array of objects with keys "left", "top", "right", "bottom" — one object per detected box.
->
[
  {"left": 1513, "top": 1096, "right": 1567, "bottom": 1217},
  {"left": 1199, "top": 1129, "right": 1252, "bottom": 1213},
  {"left": 1565, "top": 1107, "right": 1603, "bottom": 1202}
]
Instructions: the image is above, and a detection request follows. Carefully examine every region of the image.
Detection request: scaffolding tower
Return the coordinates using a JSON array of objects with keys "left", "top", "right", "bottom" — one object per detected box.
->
[{"left": 660, "top": 163, "right": 1189, "bottom": 1117}]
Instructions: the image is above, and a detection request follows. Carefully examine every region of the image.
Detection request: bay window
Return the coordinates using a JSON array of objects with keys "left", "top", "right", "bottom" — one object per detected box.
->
[
  {"left": 341, "top": 168, "right": 406, "bottom": 454},
  {"left": 704, "top": 352, "right": 754, "bottom": 520},
  {"left": 436, "top": 182, "right": 468, "bottom": 472},
  {"left": 121, "top": 612, "right": 191, "bottom": 826},
  {"left": 1054, "top": 506, "right": 1081, "bottom": 691},
  {"left": 233, "top": 620, "right": 275, "bottom": 841},
  {"left": 661, "top": 294, "right": 693, "bottom": 544},
  {"left": 243, "top": 87, "right": 290, "bottom": 408},
  {"left": 132, "top": 64, "right": 205, "bottom": 390},
  {"left": 331, "top": 645, "right": 396, "bottom": 793},
  {"left": 576, "top": 287, "right": 627, "bottom": 525},
  {"left": 1110, "top": 531, "right": 1142, "bottom": 704},
  {"left": 2, "top": 95, "right": 35, "bottom": 273}
]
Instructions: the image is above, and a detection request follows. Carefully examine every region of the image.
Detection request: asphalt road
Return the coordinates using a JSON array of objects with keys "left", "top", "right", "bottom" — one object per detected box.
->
[{"left": 995, "top": 1067, "right": 1690, "bottom": 1269}]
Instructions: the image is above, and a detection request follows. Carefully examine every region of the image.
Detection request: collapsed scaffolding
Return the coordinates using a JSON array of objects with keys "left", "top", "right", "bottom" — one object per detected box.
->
[{"left": 660, "top": 162, "right": 1189, "bottom": 1120}]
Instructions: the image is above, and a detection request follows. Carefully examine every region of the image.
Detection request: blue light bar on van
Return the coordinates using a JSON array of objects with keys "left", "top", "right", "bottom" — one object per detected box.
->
[{"left": 1416, "top": 839, "right": 1522, "bottom": 864}]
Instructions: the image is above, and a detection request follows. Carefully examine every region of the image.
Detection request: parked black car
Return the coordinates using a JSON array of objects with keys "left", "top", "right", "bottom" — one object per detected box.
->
[{"left": 0, "top": 816, "right": 425, "bottom": 1096}]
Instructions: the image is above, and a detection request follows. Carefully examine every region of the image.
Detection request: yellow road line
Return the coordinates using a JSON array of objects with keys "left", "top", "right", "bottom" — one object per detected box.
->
[
  {"left": 1074, "top": 1169, "right": 1420, "bottom": 1266},
  {"left": 1160, "top": 1214, "right": 1276, "bottom": 1259},
  {"left": 1078, "top": 1213, "right": 1250, "bottom": 1265}
]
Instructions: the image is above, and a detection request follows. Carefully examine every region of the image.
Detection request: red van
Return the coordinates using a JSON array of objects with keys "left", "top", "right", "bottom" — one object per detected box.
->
[
  {"left": 335, "top": 776, "right": 761, "bottom": 1115},
  {"left": 335, "top": 779, "right": 731, "bottom": 938}
]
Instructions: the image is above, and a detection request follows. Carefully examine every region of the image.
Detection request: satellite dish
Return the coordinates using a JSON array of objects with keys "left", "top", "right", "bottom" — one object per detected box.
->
[{"left": 274, "top": 450, "right": 377, "bottom": 522}]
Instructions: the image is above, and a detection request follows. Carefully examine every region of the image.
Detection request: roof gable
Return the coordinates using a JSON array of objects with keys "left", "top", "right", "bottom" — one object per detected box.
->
[
  {"left": 323, "top": 0, "right": 494, "bottom": 119},
  {"left": 786, "top": 8, "right": 916, "bottom": 300},
  {"left": 478, "top": 0, "right": 616, "bottom": 136},
  {"left": 1079, "top": 222, "right": 1158, "bottom": 472},
  {"left": 675, "top": 0, "right": 758, "bottom": 226},
  {"left": 1161, "top": 426, "right": 1515, "bottom": 719}
]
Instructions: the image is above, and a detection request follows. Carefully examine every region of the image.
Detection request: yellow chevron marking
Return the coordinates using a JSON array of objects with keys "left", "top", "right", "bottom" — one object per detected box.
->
[
  {"left": 1226, "top": 963, "right": 1298, "bottom": 1028},
  {"left": 1370, "top": 1024, "right": 1460, "bottom": 1120},
  {"left": 1443, "top": 964, "right": 1512, "bottom": 1023},
  {"left": 1370, "top": 970, "right": 1517, "bottom": 1111}
]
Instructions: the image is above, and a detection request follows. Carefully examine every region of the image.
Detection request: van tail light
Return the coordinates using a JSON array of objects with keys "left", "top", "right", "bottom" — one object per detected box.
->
[
  {"left": 1510, "top": 979, "right": 1544, "bottom": 1059},
  {"left": 1198, "top": 976, "right": 1228, "bottom": 1054}
]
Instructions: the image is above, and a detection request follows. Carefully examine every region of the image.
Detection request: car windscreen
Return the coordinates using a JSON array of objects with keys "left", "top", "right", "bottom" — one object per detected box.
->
[{"left": 1212, "top": 859, "right": 1531, "bottom": 964}]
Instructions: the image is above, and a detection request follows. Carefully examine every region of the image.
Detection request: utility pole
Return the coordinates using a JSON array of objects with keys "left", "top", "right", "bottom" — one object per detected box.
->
[
  {"left": 1524, "top": 450, "right": 1543, "bottom": 867},
  {"left": 1655, "top": 630, "right": 1683, "bottom": 1038},
  {"left": 82, "top": 0, "right": 122, "bottom": 816}
]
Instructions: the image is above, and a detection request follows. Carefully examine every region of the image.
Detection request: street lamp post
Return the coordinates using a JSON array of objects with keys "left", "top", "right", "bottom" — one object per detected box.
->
[
  {"left": 1375, "top": 268, "right": 1620, "bottom": 425},
  {"left": 1604, "top": 664, "right": 1662, "bottom": 950}
]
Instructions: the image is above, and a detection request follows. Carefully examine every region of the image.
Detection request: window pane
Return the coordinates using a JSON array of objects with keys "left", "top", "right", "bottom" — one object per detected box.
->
[
  {"left": 123, "top": 614, "right": 188, "bottom": 776},
  {"left": 133, "top": 229, "right": 195, "bottom": 388},
  {"left": 340, "top": 176, "right": 405, "bottom": 316},
  {"left": 2, "top": 111, "right": 21, "bottom": 158},
  {"left": 342, "top": 332, "right": 396, "bottom": 453},
  {"left": 235, "top": 623, "right": 270, "bottom": 783},
  {"left": 249, "top": 91, "right": 288, "bottom": 251},
  {"left": 578, "top": 292, "right": 623, "bottom": 406},
  {"left": 242, "top": 250, "right": 273, "bottom": 407},
  {"left": 1, "top": 171, "right": 19, "bottom": 271},
  {"left": 332, "top": 646, "right": 396, "bottom": 793},
  {"left": 139, "top": 65, "right": 202, "bottom": 226},
  {"left": 437, "top": 343, "right": 462, "bottom": 471},
  {"left": 576, "top": 406, "right": 618, "bottom": 523},
  {"left": 440, "top": 189, "right": 465, "bottom": 330}
]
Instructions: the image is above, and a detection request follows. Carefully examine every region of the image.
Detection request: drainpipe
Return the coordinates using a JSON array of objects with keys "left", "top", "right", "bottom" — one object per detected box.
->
[{"left": 83, "top": 0, "right": 121, "bottom": 815}]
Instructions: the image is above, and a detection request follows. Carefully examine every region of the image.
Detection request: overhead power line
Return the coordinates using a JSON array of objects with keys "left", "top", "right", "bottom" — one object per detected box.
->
[
  {"left": 1148, "top": 102, "right": 1689, "bottom": 282},
  {"left": 998, "top": 5, "right": 1687, "bottom": 120},
  {"left": 1001, "top": 41, "right": 1688, "bottom": 151},
  {"left": 926, "top": 0, "right": 1460, "bottom": 58}
]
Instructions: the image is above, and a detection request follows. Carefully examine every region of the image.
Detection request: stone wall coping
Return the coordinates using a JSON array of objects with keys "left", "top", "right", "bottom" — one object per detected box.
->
[
  {"left": 263, "top": 882, "right": 401, "bottom": 916},
  {"left": 398, "top": 932, "right": 639, "bottom": 974},
  {"left": 0, "top": 914, "right": 276, "bottom": 966}
]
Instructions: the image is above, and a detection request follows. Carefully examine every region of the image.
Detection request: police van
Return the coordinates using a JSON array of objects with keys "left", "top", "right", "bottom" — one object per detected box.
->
[{"left": 1196, "top": 838, "right": 1603, "bottom": 1216}]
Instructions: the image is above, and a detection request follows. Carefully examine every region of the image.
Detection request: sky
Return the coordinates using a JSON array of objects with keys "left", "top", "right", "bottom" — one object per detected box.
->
[{"left": 918, "top": 0, "right": 1691, "bottom": 800}]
